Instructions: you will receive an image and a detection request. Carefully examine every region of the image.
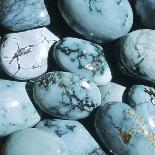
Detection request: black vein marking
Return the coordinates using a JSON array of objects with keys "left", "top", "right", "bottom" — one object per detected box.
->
[
  {"left": 144, "top": 88, "right": 155, "bottom": 104},
  {"left": 116, "top": 0, "right": 122, "bottom": 5},
  {"left": 43, "top": 120, "right": 76, "bottom": 137},
  {"left": 88, "top": 148, "right": 104, "bottom": 155},
  {"left": 38, "top": 72, "right": 96, "bottom": 116},
  {"left": 84, "top": 0, "right": 103, "bottom": 14},
  {"left": 122, "top": 14, "right": 129, "bottom": 26},
  {"left": 55, "top": 39, "right": 105, "bottom": 76}
]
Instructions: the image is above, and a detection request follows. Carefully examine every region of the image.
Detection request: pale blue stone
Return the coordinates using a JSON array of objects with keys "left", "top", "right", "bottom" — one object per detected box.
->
[
  {"left": 128, "top": 85, "right": 155, "bottom": 132},
  {"left": 3, "top": 128, "right": 69, "bottom": 155},
  {"left": 94, "top": 102, "right": 155, "bottom": 155},
  {"left": 136, "top": 0, "right": 155, "bottom": 29},
  {"left": 0, "top": 27, "right": 59, "bottom": 80},
  {"left": 0, "top": 0, "right": 50, "bottom": 31},
  {"left": 0, "top": 80, "right": 40, "bottom": 137},
  {"left": 36, "top": 119, "right": 106, "bottom": 155},
  {"left": 58, "top": 0, "right": 133, "bottom": 43},
  {"left": 33, "top": 71, "right": 101, "bottom": 119},
  {"left": 53, "top": 37, "right": 112, "bottom": 86},
  {"left": 99, "top": 82, "right": 126, "bottom": 106},
  {"left": 118, "top": 29, "right": 155, "bottom": 83}
]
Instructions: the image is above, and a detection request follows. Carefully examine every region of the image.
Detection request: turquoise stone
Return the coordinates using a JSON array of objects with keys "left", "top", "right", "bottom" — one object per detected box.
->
[
  {"left": 58, "top": 0, "right": 133, "bottom": 43},
  {"left": 0, "top": 80, "right": 40, "bottom": 137},
  {"left": 3, "top": 128, "right": 69, "bottom": 155},
  {"left": 128, "top": 85, "right": 155, "bottom": 132},
  {"left": 0, "top": 27, "right": 59, "bottom": 81},
  {"left": 36, "top": 119, "right": 106, "bottom": 155},
  {"left": 94, "top": 102, "right": 155, "bottom": 155},
  {"left": 136, "top": 0, "right": 155, "bottom": 29},
  {"left": 0, "top": 0, "right": 50, "bottom": 31},
  {"left": 99, "top": 82, "right": 126, "bottom": 106},
  {"left": 53, "top": 37, "right": 112, "bottom": 86},
  {"left": 118, "top": 29, "right": 155, "bottom": 83},
  {"left": 33, "top": 71, "right": 101, "bottom": 119}
]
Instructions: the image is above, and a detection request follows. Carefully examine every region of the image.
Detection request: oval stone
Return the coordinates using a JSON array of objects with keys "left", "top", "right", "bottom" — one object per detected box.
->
[
  {"left": 3, "top": 128, "right": 69, "bottom": 155},
  {"left": 136, "top": 0, "right": 155, "bottom": 29},
  {"left": 94, "top": 102, "right": 155, "bottom": 155},
  {"left": 36, "top": 119, "right": 106, "bottom": 155},
  {"left": 0, "top": 0, "right": 50, "bottom": 31},
  {"left": 117, "top": 29, "right": 155, "bottom": 83},
  {"left": 58, "top": 0, "right": 133, "bottom": 43},
  {"left": 128, "top": 85, "right": 155, "bottom": 132},
  {"left": 0, "top": 27, "right": 59, "bottom": 80},
  {"left": 0, "top": 80, "right": 40, "bottom": 137},
  {"left": 99, "top": 82, "right": 126, "bottom": 106},
  {"left": 53, "top": 37, "right": 112, "bottom": 86},
  {"left": 33, "top": 71, "right": 101, "bottom": 119}
]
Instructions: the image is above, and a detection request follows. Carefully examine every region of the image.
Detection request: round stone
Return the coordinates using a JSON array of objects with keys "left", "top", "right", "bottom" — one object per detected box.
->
[
  {"left": 0, "top": 27, "right": 59, "bottom": 80},
  {"left": 127, "top": 85, "right": 155, "bottom": 132},
  {"left": 0, "top": 79, "right": 40, "bottom": 137},
  {"left": 53, "top": 37, "right": 112, "bottom": 86},
  {"left": 117, "top": 29, "right": 155, "bottom": 83},
  {"left": 3, "top": 128, "right": 69, "bottom": 155},
  {"left": 94, "top": 102, "right": 155, "bottom": 155},
  {"left": 0, "top": 0, "right": 50, "bottom": 31},
  {"left": 36, "top": 119, "right": 106, "bottom": 155},
  {"left": 58, "top": 0, "right": 133, "bottom": 43},
  {"left": 33, "top": 71, "right": 101, "bottom": 119}
]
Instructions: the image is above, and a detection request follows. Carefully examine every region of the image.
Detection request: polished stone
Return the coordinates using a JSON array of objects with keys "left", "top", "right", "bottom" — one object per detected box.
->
[
  {"left": 118, "top": 29, "right": 155, "bottom": 83},
  {"left": 58, "top": 0, "right": 133, "bottom": 43},
  {"left": 3, "top": 128, "right": 69, "bottom": 155},
  {"left": 0, "top": 27, "right": 59, "bottom": 80},
  {"left": 36, "top": 119, "right": 106, "bottom": 155},
  {"left": 0, "top": 80, "right": 40, "bottom": 137},
  {"left": 136, "top": 0, "right": 155, "bottom": 29},
  {"left": 128, "top": 85, "right": 155, "bottom": 132},
  {"left": 95, "top": 102, "right": 155, "bottom": 155},
  {"left": 99, "top": 82, "right": 126, "bottom": 106},
  {"left": 33, "top": 71, "right": 101, "bottom": 119},
  {"left": 0, "top": 0, "right": 50, "bottom": 31},
  {"left": 53, "top": 37, "right": 111, "bottom": 86}
]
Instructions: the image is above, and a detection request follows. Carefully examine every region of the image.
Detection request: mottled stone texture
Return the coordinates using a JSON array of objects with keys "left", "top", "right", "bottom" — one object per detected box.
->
[{"left": 0, "top": 0, "right": 50, "bottom": 31}]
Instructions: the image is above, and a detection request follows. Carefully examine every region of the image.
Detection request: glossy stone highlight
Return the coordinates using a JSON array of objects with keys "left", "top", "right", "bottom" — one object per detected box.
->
[
  {"left": 94, "top": 102, "right": 155, "bottom": 155},
  {"left": 118, "top": 29, "right": 155, "bottom": 83},
  {"left": 36, "top": 119, "right": 106, "bottom": 155},
  {"left": 128, "top": 85, "right": 155, "bottom": 132},
  {"left": 0, "top": 27, "right": 59, "bottom": 80},
  {"left": 53, "top": 37, "right": 111, "bottom": 86},
  {"left": 0, "top": 80, "right": 40, "bottom": 137},
  {"left": 58, "top": 0, "right": 133, "bottom": 43},
  {"left": 3, "top": 128, "right": 69, "bottom": 155},
  {"left": 99, "top": 82, "right": 126, "bottom": 106},
  {"left": 0, "top": 0, "right": 50, "bottom": 31},
  {"left": 33, "top": 71, "right": 101, "bottom": 119},
  {"left": 136, "top": 0, "right": 155, "bottom": 29}
]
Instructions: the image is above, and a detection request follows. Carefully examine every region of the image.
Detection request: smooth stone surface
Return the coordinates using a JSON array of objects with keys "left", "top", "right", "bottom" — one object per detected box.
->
[
  {"left": 0, "top": 27, "right": 59, "bottom": 80},
  {"left": 36, "top": 119, "right": 106, "bottom": 155},
  {"left": 0, "top": 80, "right": 40, "bottom": 137},
  {"left": 118, "top": 29, "right": 155, "bottom": 83},
  {"left": 33, "top": 71, "right": 101, "bottom": 119},
  {"left": 99, "top": 82, "right": 126, "bottom": 106},
  {"left": 128, "top": 85, "right": 155, "bottom": 132},
  {"left": 3, "top": 128, "right": 69, "bottom": 155},
  {"left": 53, "top": 37, "right": 111, "bottom": 86},
  {"left": 94, "top": 102, "right": 155, "bottom": 155},
  {"left": 136, "top": 0, "right": 155, "bottom": 29},
  {"left": 0, "top": 0, "right": 50, "bottom": 31},
  {"left": 58, "top": 0, "right": 133, "bottom": 43}
]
